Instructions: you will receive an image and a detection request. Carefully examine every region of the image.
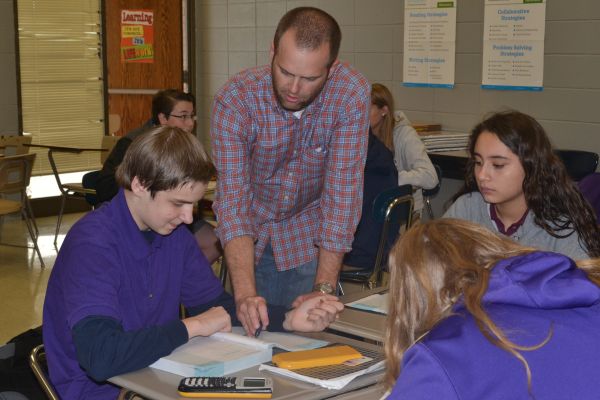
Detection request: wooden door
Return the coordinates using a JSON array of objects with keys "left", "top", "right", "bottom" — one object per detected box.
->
[{"left": 104, "top": 0, "right": 184, "bottom": 136}]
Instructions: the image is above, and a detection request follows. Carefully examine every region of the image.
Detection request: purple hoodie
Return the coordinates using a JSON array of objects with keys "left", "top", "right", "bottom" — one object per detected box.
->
[{"left": 389, "top": 251, "right": 600, "bottom": 399}]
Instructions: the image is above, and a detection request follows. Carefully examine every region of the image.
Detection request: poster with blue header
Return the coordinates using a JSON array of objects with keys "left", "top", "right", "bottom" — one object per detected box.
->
[
  {"left": 403, "top": 0, "right": 457, "bottom": 89},
  {"left": 482, "top": 0, "right": 546, "bottom": 91}
]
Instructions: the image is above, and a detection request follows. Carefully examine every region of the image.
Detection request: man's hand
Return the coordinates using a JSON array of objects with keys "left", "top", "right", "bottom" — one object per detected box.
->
[
  {"left": 236, "top": 295, "right": 269, "bottom": 337},
  {"left": 182, "top": 306, "right": 231, "bottom": 338},
  {"left": 291, "top": 290, "right": 331, "bottom": 308},
  {"left": 283, "top": 294, "right": 344, "bottom": 332}
]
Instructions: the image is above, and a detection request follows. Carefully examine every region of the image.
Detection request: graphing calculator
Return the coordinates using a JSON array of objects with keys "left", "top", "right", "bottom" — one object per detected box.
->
[{"left": 177, "top": 376, "right": 273, "bottom": 398}]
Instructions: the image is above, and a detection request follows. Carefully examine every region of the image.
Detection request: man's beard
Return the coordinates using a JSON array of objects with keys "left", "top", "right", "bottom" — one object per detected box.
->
[{"left": 271, "top": 62, "right": 328, "bottom": 112}]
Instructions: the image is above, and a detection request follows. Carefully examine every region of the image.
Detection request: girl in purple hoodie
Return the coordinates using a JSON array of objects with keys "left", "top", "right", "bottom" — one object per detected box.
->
[{"left": 385, "top": 219, "right": 600, "bottom": 399}]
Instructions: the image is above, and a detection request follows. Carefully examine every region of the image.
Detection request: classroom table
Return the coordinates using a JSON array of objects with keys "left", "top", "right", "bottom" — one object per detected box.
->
[
  {"left": 328, "top": 287, "right": 387, "bottom": 343},
  {"left": 427, "top": 149, "right": 468, "bottom": 180},
  {"left": 109, "top": 331, "right": 385, "bottom": 400}
]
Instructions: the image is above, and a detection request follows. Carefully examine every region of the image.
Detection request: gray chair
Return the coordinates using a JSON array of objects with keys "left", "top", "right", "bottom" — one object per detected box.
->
[
  {"left": 29, "top": 345, "right": 60, "bottom": 400},
  {"left": 340, "top": 184, "right": 414, "bottom": 290}
]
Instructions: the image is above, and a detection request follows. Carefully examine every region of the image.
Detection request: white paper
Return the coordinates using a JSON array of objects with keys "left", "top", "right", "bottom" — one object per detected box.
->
[
  {"left": 259, "top": 360, "right": 385, "bottom": 390},
  {"left": 482, "top": 0, "right": 546, "bottom": 90},
  {"left": 403, "top": 0, "right": 457, "bottom": 88},
  {"left": 346, "top": 293, "right": 389, "bottom": 315},
  {"left": 228, "top": 326, "right": 329, "bottom": 351}
]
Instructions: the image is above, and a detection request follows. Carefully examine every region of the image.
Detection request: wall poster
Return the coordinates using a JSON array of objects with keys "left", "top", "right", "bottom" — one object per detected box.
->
[
  {"left": 120, "top": 9, "right": 154, "bottom": 63},
  {"left": 403, "top": 0, "right": 457, "bottom": 89},
  {"left": 482, "top": 0, "right": 546, "bottom": 91}
]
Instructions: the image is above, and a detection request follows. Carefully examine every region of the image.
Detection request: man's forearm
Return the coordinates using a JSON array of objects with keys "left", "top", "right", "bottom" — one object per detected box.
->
[
  {"left": 224, "top": 235, "right": 256, "bottom": 301},
  {"left": 314, "top": 247, "right": 343, "bottom": 287}
]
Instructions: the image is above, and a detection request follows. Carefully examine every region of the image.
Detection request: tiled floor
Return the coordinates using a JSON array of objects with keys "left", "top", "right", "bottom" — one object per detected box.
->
[{"left": 0, "top": 211, "right": 84, "bottom": 344}]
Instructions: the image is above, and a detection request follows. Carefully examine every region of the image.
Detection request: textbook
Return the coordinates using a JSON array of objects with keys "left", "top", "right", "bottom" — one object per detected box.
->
[{"left": 150, "top": 328, "right": 328, "bottom": 377}]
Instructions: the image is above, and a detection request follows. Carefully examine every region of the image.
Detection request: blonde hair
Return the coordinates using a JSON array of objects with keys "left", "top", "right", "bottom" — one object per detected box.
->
[
  {"left": 370, "top": 83, "right": 395, "bottom": 151},
  {"left": 384, "top": 219, "right": 600, "bottom": 391}
]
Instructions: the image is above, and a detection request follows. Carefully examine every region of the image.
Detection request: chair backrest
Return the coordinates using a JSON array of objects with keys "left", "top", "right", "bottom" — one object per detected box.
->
[
  {"left": 0, "top": 135, "right": 32, "bottom": 156},
  {"left": 578, "top": 172, "right": 600, "bottom": 224},
  {"left": 555, "top": 149, "right": 599, "bottom": 181},
  {"left": 372, "top": 184, "right": 413, "bottom": 223},
  {"left": 369, "top": 184, "right": 414, "bottom": 286},
  {"left": 0, "top": 153, "right": 36, "bottom": 194},
  {"left": 29, "top": 344, "right": 60, "bottom": 400},
  {"left": 101, "top": 135, "right": 120, "bottom": 164},
  {"left": 82, "top": 170, "right": 101, "bottom": 206}
]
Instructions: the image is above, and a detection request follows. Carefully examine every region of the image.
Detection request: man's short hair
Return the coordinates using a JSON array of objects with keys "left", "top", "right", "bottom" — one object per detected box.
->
[
  {"left": 116, "top": 126, "right": 215, "bottom": 197},
  {"left": 151, "top": 89, "right": 196, "bottom": 125},
  {"left": 273, "top": 7, "right": 341, "bottom": 67}
]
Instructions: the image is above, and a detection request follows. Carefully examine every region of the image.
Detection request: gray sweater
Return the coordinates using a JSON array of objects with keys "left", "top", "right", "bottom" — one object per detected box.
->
[
  {"left": 444, "top": 192, "right": 589, "bottom": 260},
  {"left": 393, "top": 112, "right": 438, "bottom": 211}
]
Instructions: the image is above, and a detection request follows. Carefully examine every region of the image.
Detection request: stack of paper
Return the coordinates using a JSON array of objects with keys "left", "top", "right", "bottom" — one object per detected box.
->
[
  {"left": 420, "top": 131, "right": 470, "bottom": 152},
  {"left": 346, "top": 292, "right": 389, "bottom": 315},
  {"left": 150, "top": 328, "right": 328, "bottom": 377}
]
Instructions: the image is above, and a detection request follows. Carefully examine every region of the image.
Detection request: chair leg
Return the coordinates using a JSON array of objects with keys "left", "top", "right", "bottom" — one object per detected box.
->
[
  {"left": 23, "top": 208, "right": 45, "bottom": 268},
  {"left": 218, "top": 257, "right": 228, "bottom": 287},
  {"left": 425, "top": 199, "right": 435, "bottom": 220},
  {"left": 24, "top": 194, "right": 39, "bottom": 237},
  {"left": 54, "top": 193, "right": 68, "bottom": 246}
]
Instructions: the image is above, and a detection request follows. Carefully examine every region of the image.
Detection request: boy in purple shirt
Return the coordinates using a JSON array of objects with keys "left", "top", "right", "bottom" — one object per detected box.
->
[{"left": 42, "top": 126, "right": 343, "bottom": 399}]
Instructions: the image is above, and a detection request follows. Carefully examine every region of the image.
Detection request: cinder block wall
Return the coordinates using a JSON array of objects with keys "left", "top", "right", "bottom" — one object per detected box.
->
[{"left": 194, "top": 0, "right": 600, "bottom": 157}]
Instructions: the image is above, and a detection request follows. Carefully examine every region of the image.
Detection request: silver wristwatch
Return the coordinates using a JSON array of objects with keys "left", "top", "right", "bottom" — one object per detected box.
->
[{"left": 312, "top": 282, "right": 334, "bottom": 295}]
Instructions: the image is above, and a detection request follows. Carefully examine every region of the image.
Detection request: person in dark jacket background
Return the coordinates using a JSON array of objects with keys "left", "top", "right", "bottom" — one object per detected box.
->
[{"left": 342, "top": 128, "right": 398, "bottom": 271}]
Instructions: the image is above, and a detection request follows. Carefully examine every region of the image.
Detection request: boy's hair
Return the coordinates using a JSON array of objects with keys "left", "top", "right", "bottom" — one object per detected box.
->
[
  {"left": 116, "top": 126, "right": 215, "bottom": 197},
  {"left": 273, "top": 7, "right": 341, "bottom": 68},
  {"left": 151, "top": 89, "right": 196, "bottom": 125}
]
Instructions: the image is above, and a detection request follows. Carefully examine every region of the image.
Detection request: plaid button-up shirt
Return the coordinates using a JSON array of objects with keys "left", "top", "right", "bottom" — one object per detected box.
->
[{"left": 211, "top": 62, "right": 370, "bottom": 271}]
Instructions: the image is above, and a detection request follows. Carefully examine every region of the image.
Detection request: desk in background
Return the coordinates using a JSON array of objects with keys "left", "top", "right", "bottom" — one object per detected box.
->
[
  {"left": 328, "top": 287, "right": 387, "bottom": 343},
  {"left": 428, "top": 150, "right": 468, "bottom": 180},
  {"left": 109, "top": 332, "right": 384, "bottom": 400}
]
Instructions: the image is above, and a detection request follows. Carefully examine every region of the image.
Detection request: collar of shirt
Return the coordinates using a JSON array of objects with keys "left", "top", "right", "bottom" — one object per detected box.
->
[
  {"left": 113, "top": 188, "right": 164, "bottom": 260},
  {"left": 489, "top": 203, "right": 529, "bottom": 236}
]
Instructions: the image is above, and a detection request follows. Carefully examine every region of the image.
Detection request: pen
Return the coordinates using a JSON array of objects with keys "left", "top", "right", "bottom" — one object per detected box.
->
[{"left": 254, "top": 325, "right": 262, "bottom": 338}]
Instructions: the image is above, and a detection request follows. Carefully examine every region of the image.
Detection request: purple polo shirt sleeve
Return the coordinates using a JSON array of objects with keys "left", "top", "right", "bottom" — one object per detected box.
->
[
  {"left": 179, "top": 228, "right": 225, "bottom": 308},
  {"left": 60, "top": 233, "right": 127, "bottom": 328},
  {"left": 388, "top": 343, "right": 459, "bottom": 399}
]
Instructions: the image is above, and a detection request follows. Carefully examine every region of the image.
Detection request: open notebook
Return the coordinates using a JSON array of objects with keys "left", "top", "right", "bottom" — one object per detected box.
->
[{"left": 150, "top": 327, "right": 328, "bottom": 377}]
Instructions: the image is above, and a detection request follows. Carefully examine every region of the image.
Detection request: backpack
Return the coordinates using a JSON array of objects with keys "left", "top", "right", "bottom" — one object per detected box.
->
[{"left": 0, "top": 327, "right": 45, "bottom": 400}]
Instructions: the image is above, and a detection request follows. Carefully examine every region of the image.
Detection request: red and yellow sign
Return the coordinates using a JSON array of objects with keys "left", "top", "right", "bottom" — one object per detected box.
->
[{"left": 120, "top": 10, "right": 154, "bottom": 63}]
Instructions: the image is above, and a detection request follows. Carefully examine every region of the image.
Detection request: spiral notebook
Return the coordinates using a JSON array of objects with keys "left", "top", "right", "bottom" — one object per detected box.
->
[{"left": 259, "top": 344, "right": 385, "bottom": 390}]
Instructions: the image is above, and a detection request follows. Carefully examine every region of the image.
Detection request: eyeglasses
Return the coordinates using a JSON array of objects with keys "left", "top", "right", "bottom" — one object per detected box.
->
[{"left": 168, "top": 114, "right": 197, "bottom": 121}]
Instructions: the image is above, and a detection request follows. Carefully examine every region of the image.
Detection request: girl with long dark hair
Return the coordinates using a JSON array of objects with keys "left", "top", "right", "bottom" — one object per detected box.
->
[{"left": 444, "top": 110, "right": 600, "bottom": 259}]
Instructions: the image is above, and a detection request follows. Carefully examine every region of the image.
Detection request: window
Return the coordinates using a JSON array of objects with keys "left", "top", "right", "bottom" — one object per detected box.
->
[{"left": 17, "top": 0, "right": 104, "bottom": 175}]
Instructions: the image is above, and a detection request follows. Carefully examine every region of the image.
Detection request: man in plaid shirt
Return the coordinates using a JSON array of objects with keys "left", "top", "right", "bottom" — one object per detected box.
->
[{"left": 211, "top": 7, "right": 370, "bottom": 336}]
